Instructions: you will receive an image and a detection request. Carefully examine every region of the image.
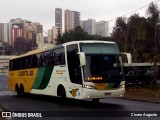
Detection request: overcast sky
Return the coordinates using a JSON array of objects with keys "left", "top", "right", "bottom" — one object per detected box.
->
[{"left": 0, "top": 0, "right": 160, "bottom": 34}]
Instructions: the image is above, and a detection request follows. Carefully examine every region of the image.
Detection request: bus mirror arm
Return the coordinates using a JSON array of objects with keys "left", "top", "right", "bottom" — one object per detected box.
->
[{"left": 78, "top": 52, "right": 86, "bottom": 66}]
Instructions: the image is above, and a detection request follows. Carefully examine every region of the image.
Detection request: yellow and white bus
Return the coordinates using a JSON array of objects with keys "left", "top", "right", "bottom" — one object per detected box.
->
[{"left": 8, "top": 41, "right": 125, "bottom": 102}]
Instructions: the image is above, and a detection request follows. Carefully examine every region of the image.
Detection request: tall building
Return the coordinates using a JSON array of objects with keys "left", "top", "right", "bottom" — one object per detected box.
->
[
  {"left": 96, "top": 21, "right": 109, "bottom": 37},
  {"left": 0, "top": 23, "right": 10, "bottom": 43},
  {"left": 9, "top": 19, "right": 44, "bottom": 47},
  {"left": 11, "top": 27, "right": 23, "bottom": 46},
  {"left": 0, "top": 23, "right": 4, "bottom": 42},
  {"left": 55, "top": 8, "right": 62, "bottom": 34},
  {"left": 65, "top": 10, "right": 80, "bottom": 32},
  {"left": 81, "top": 19, "right": 96, "bottom": 35},
  {"left": 34, "top": 22, "right": 44, "bottom": 48},
  {"left": 3, "top": 23, "right": 9, "bottom": 43},
  {"left": 24, "top": 22, "right": 35, "bottom": 40},
  {"left": 24, "top": 22, "right": 44, "bottom": 48},
  {"left": 9, "top": 18, "right": 23, "bottom": 46},
  {"left": 48, "top": 26, "right": 58, "bottom": 44}
]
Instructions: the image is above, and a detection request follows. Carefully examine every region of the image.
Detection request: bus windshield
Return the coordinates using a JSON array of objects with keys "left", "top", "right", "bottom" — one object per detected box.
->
[
  {"left": 80, "top": 43, "right": 123, "bottom": 82},
  {"left": 80, "top": 43, "right": 120, "bottom": 54}
]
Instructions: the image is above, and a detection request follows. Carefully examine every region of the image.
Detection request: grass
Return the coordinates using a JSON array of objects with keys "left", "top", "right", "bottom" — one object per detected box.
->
[{"left": 124, "top": 85, "right": 160, "bottom": 103}]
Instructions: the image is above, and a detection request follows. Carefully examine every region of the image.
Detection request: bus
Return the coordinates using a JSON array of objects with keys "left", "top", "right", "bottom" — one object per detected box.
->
[
  {"left": 0, "top": 56, "right": 13, "bottom": 72},
  {"left": 8, "top": 41, "right": 125, "bottom": 102},
  {"left": 122, "top": 53, "right": 160, "bottom": 86}
]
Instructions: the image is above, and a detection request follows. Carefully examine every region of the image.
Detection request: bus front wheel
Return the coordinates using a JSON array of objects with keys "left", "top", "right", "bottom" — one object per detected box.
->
[{"left": 57, "top": 86, "right": 66, "bottom": 99}]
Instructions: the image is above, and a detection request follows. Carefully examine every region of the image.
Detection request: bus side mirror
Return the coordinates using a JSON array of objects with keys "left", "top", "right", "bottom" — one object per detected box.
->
[{"left": 78, "top": 52, "right": 86, "bottom": 66}]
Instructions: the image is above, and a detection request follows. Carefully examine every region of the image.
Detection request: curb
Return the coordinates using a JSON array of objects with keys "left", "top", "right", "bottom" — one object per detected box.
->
[{"left": 123, "top": 97, "right": 160, "bottom": 104}]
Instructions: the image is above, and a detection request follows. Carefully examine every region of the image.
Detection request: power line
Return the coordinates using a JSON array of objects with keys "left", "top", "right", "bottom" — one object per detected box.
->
[
  {"left": 32, "top": 22, "right": 55, "bottom": 44},
  {"left": 83, "top": 0, "right": 160, "bottom": 34}
]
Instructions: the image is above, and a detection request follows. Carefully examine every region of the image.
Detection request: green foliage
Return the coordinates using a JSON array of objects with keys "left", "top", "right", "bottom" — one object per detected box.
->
[
  {"left": 14, "top": 37, "right": 37, "bottom": 55},
  {"left": 57, "top": 26, "right": 112, "bottom": 44},
  {"left": 112, "top": 2, "right": 160, "bottom": 89},
  {"left": 112, "top": 2, "right": 160, "bottom": 63}
]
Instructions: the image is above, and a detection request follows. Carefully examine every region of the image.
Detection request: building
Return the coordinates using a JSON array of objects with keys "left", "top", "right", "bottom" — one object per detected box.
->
[
  {"left": 81, "top": 19, "right": 96, "bottom": 35},
  {"left": 96, "top": 21, "right": 109, "bottom": 37},
  {"left": 34, "top": 22, "right": 44, "bottom": 48},
  {"left": 3, "top": 23, "right": 9, "bottom": 43},
  {"left": 36, "top": 33, "right": 44, "bottom": 48},
  {"left": 24, "top": 22, "right": 44, "bottom": 49},
  {"left": 48, "top": 26, "right": 58, "bottom": 44},
  {"left": 55, "top": 8, "right": 62, "bottom": 34},
  {"left": 65, "top": 10, "right": 80, "bottom": 32},
  {"left": 10, "top": 27, "right": 23, "bottom": 46},
  {"left": 0, "top": 23, "right": 9, "bottom": 43},
  {"left": 9, "top": 18, "right": 24, "bottom": 46},
  {"left": 0, "top": 23, "right": 4, "bottom": 42},
  {"left": 0, "top": 18, "right": 44, "bottom": 49},
  {"left": 24, "top": 22, "right": 35, "bottom": 40},
  {"left": 48, "top": 29, "right": 53, "bottom": 43}
]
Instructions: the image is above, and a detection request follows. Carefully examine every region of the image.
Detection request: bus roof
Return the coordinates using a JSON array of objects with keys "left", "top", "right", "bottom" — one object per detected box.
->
[
  {"left": 10, "top": 44, "right": 63, "bottom": 60},
  {"left": 63, "top": 40, "right": 116, "bottom": 46},
  {"left": 10, "top": 40, "right": 116, "bottom": 60}
]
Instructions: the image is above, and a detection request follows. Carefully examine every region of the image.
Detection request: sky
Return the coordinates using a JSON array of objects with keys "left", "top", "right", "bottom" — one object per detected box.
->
[{"left": 0, "top": 0, "right": 160, "bottom": 35}]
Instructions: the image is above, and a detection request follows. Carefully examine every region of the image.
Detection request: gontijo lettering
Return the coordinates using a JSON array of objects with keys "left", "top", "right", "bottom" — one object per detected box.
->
[{"left": 19, "top": 70, "right": 33, "bottom": 76}]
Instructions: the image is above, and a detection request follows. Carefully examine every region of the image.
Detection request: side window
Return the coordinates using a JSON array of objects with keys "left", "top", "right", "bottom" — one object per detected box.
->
[
  {"left": 32, "top": 54, "right": 38, "bottom": 68},
  {"left": 26, "top": 55, "right": 32, "bottom": 69},
  {"left": 44, "top": 51, "right": 54, "bottom": 66},
  {"left": 37, "top": 53, "right": 44, "bottom": 67},
  {"left": 14, "top": 59, "right": 21, "bottom": 70},
  {"left": 21, "top": 57, "right": 26, "bottom": 69},
  {"left": 67, "top": 44, "right": 82, "bottom": 84},
  {"left": 54, "top": 48, "right": 65, "bottom": 65}
]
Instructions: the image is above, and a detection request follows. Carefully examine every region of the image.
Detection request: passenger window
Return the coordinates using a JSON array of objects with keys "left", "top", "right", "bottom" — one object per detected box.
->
[
  {"left": 37, "top": 53, "right": 44, "bottom": 67},
  {"left": 54, "top": 48, "right": 65, "bottom": 65},
  {"left": 32, "top": 54, "right": 38, "bottom": 68},
  {"left": 44, "top": 51, "right": 54, "bottom": 66}
]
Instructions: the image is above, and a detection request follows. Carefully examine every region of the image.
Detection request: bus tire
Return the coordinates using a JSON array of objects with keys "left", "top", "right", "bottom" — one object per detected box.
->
[
  {"left": 57, "top": 85, "right": 66, "bottom": 99},
  {"left": 18, "top": 84, "right": 25, "bottom": 97}
]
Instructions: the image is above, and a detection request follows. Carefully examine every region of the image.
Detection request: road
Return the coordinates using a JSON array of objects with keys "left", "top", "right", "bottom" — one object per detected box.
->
[{"left": 0, "top": 73, "right": 160, "bottom": 120}]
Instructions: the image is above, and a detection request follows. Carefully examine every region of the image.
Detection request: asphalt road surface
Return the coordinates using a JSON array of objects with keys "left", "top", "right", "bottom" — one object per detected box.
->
[{"left": 0, "top": 73, "right": 160, "bottom": 120}]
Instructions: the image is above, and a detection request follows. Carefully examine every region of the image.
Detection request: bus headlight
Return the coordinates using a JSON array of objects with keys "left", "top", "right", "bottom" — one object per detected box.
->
[{"left": 83, "top": 85, "right": 96, "bottom": 89}]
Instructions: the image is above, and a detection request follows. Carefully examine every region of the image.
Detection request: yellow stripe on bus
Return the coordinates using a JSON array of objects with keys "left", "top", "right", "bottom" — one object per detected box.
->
[{"left": 8, "top": 68, "right": 38, "bottom": 93}]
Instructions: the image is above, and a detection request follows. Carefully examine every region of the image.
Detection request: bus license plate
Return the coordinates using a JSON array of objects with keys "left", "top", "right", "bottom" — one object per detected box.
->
[{"left": 104, "top": 92, "right": 111, "bottom": 96}]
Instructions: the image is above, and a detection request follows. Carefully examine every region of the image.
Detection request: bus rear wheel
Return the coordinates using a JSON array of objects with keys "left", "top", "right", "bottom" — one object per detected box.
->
[{"left": 16, "top": 84, "right": 25, "bottom": 97}]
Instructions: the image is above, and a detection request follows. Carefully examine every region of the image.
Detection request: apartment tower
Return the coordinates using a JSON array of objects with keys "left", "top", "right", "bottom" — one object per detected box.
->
[
  {"left": 65, "top": 10, "right": 80, "bottom": 32},
  {"left": 55, "top": 8, "right": 62, "bottom": 34}
]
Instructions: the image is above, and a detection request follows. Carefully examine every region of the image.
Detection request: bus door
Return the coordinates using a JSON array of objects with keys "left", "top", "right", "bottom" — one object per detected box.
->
[{"left": 67, "top": 44, "right": 83, "bottom": 99}]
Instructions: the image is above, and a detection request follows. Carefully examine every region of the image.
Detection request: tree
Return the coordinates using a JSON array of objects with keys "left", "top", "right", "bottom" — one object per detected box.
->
[
  {"left": 146, "top": 2, "right": 160, "bottom": 89},
  {"left": 3, "top": 42, "right": 15, "bottom": 55},
  {"left": 111, "top": 17, "right": 128, "bottom": 52},
  {"left": 127, "top": 14, "right": 149, "bottom": 62},
  {"left": 14, "top": 37, "right": 25, "bottom": 55},
  {"left": 111, "top": 13, "right": 158, "bottom": 63},
  {"left": 59, "top": 26, "right": 89, "bottom": 44},
  {"left": 14, "top": 37, "right": 33, "bottom": 55}
]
